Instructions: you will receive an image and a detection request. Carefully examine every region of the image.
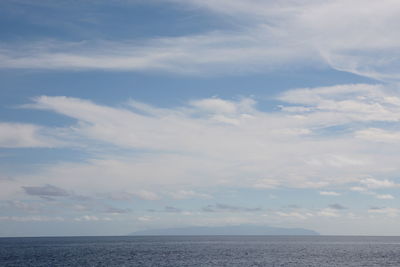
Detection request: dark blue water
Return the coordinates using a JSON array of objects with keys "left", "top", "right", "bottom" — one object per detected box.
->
[{"left": 1, "top": 236, "right": 400, "bottom": 266}]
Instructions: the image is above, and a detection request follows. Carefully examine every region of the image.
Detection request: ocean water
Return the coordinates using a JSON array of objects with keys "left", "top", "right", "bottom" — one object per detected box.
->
[{"left": 1, "top": 236, "right": 400, "bottom": 266}]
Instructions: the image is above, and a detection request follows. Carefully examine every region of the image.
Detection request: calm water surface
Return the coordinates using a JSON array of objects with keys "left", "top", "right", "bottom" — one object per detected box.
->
[{"left": 1, "top": 236, "right": 400, "bottom": 266}]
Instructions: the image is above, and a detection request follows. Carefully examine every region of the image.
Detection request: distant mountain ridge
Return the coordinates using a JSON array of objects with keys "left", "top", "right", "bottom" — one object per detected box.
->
[{"left": 130, "top": 225, "right": 319, "bottom": 236}]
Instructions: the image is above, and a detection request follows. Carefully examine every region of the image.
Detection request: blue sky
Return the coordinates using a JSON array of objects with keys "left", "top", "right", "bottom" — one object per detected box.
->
[{"left": 1, "top": 0, "right": 400, "bottom": 236}]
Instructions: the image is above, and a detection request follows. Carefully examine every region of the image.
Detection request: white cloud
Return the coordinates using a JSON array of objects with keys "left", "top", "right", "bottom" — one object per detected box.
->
[
  {"left": 0, "top": 31, "right": 312, "bottom": 74},
  {"left": 319, "top": 191, "right": 341, "bottom": 196},
  {"left": 173, "top": 0, "right": 400, "bottom": 80},
  {"left": 1, "top": 1, "right": 400, "bottom": 80},
  {"left": 190, "top": 98, "right": 239, "bottom": 114},
  {"left": 274, "top": 207, "right": 344, "bottom": 220},
  {"left": 169, "top": 190, "right": 212, "bottom": 200},
  {"left": 355, "top": 128, "right": 400, "bottom": 143},
  {"left": 275, "top": 211, "right": 310, "bottom": 220},
  {"left": 0, "top": 123, "right": 57, "bottom": 148},
  {"left": 350, "top": 186, "right": 367, "bottom": 192},
  {"left": 74, "top": 215, "right": 112, "bottom": 222},
  {"left": 253, "top": 179, "right": 281, "bottom": 189},
  {"left": 102, "top": 190, "right": 160, "bottom": 201},
  {"left": 375, "top": 194, "right": 395, "bottom": 200},
  {"left": 350, "top": 182, "right": 396, "bottom": 200},
  {"left": 4, "top": 83, "right": 400, "bottom": 199},
  {"left": 0, "top": 216, "right": 64, "bottom": 222},
  {"left": 279, "top": 84, "right": 400, "bottom": 125},
  {"left": 317, "top": 208, "right": 340, "bottom": 218},
  {"left": 133, "top": 190, "right": 160, "bottom": 201},
  {"left": 360, "top": 178, "right": 398, "bottom": 189},
  {"left": 137, "top": 216, "right": 155, "bottom": 222},
  {"left": 368, "top": 207, "right": 399, "bottom": 217}
]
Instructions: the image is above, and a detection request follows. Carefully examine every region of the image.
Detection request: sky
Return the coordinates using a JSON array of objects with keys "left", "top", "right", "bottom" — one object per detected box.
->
[{"left": 1, "top": 0, "right": 400, "bottom": 237}]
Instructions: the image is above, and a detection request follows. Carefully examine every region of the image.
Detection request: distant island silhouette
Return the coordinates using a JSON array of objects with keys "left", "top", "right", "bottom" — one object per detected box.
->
[{"left": 130, "top": 225, "right": 319, "bottom": 236}]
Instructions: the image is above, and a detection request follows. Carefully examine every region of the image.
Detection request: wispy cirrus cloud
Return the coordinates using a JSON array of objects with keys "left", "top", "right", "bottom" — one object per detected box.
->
[
  {"left": 0, "top": 27, "right": 313, "bottom": 75},
  {"left": 173, "top": 0, "right": 400, "bottom": 80},
  {"left": 0, "top": 123, "right": 59, "bottom": 148},
  {"left": 1, "top": 0, "right": 400, "bottom": 80}
]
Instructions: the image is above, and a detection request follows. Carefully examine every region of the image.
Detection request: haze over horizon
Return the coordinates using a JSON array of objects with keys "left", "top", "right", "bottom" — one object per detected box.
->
[{"left": 1, "top": 0, "right": 400, "bottom": 237}]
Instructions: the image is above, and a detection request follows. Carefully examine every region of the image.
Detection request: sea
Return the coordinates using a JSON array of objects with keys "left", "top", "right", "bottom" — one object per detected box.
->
[{"left": 1, "top": 236, "right": 400, "bottom": 266}]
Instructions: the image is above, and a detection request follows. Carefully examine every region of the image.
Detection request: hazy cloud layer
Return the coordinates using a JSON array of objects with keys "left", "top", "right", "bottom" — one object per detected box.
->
[{"left": 207, "top": 203, "right": 262, "bottom": 213}]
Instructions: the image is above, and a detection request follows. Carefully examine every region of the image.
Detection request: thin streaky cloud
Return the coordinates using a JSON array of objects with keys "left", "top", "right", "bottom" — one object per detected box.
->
[{"left": 1, "top": 1, "right": 400, "bottom": 80}]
